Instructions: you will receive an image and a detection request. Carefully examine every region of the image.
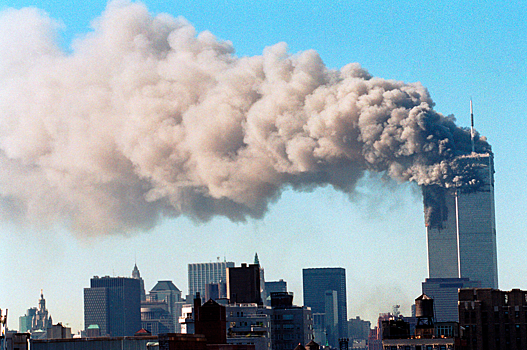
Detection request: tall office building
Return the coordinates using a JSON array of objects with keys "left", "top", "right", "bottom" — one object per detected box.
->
[
  {"left": 424, "top": 153, "right": 498, "bottom": 287},
  {"left": 132, "top": 264, "right": 146, "bottom": 301},
  {"left": 188, "top": 261, "right": 235, "bottom": 300},
  {"left": 32, "top": 290, "right": 52, "bottom": 333},
  {"left": 421, "top": 277, "right": 478, "bottom": 322},
  {"left": 254, "top": 253, "right": 266, "bottom": 306},
  {"left": 422, "top": 152, "right": 498, "bottom": 321},
  {"left": 84, "top": 276, "right": 141, "bottom": 336},
  {"left": 324, "top": 290, "right": 339, "bottom": 347},
  {"left": 148, "top": 280, "right": 184, "bottom": 332},
  {"left": 303, "top": 267, "right": 347, "bottom": 347},
  {"left": 264, "top": 280, "right": 287, "bottom": 305},
  {"left": 19, "top": 308, "right": 37, "bottom": 333},
  {"left": 227, "top": 263, "right": 262, "bottom": 305}
]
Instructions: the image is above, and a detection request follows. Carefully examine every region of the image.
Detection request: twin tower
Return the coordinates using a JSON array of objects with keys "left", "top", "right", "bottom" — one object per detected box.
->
[{"left": 422, "top": 152, "right": 498, "bottom": 321}]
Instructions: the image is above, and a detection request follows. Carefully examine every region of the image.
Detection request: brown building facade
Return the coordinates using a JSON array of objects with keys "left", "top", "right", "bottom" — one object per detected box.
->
[
  {"left": 459, "top": 288, "right": 527, "bottom": 350},
  {"left": 194, "top": 298, "right": 227, "bottom": 345},
  {"left": 227, "top": 264, "right": 262, "bottom": 305}
]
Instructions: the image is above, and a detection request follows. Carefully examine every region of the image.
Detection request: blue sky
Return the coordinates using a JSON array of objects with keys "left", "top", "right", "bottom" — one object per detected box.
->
[{"left": 0, "top": 0, "right": 525, "bottom": 332}]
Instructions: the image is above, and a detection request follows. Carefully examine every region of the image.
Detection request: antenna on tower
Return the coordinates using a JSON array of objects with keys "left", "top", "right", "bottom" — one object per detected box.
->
[{"left": 470, "top": 98, "right": 475, "bottom": 153}]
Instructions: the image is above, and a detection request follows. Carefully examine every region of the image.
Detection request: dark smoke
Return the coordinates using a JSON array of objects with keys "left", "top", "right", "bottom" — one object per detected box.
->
[
  {"left": 422, "top": 152, "right": 492, "bottom": 228},
  {"left": 0, "top": 1, "right": 491, "bottom": 235}
]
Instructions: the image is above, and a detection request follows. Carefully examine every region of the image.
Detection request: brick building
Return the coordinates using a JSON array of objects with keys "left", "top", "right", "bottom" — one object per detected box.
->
[{"left": 459, "top": 288, "right": 527, "bottom": 350}]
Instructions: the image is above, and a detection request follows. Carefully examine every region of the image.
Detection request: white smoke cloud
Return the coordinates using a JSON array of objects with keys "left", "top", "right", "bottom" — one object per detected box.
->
[{"left": 0, "top": 1, "right": 488, "bottom": 235}]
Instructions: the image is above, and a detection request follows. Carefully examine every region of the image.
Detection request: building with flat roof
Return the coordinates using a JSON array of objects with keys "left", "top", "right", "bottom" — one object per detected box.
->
[
  {"left": 227, "top": 264, "right": 262, "bottom": 305},
  {"left": 226, "top": 303, "right": 271, "bottom": 350},
  {"left": 84, "top": 276, "right": 141, "bottom": 337},
  {"left": 421, "top": 277, "right": 479, "bottom": 322},
  {"left": 422, "top": 153, "right": 498, "bottom": 322},
  {"left": 302, "top": 268, "right": 347, "bottom": 348},
  {"left": 424, "top": 153, "right": 498, "bottom": 288},
  {"left": 264, "top": 280, "right": 287, "bottom": 306},
  {"left": 188, "top": 261, "right": 235, "bottom": 300},
  {"left": 270, "top": 293, "right": 313, "bottom": 350},
  {"left": 458, "top": 288, "right": 527, "bottom": 350}
]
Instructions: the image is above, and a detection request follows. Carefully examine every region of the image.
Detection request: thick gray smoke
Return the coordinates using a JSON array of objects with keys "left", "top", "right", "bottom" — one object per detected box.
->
[{"left": 0, "top": 1, "right": 490, "bottom": 235}]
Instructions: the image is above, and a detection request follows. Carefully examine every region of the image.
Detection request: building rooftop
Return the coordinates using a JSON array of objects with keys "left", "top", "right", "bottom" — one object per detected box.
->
[{"left": 151, "top": 280, "right": 180, "bottom": 292}]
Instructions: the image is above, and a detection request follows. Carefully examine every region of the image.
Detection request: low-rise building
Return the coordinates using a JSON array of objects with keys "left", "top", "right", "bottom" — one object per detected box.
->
[
  {"left": 270, "top": 293, "right": 313, "bottom": 350},
  {"left": 226, "top": 303, "right": 271, "bottom": 350}
]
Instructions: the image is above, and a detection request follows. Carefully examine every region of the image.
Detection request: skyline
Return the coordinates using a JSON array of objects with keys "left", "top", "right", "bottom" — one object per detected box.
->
[{"left": 1, "top": 0, "right": 526, "bottom": 333}]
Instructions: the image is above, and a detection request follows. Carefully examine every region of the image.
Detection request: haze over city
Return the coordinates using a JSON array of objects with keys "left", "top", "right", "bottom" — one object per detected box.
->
[{"left": 1, "top": 0, "right": 525, "bottom": 335}]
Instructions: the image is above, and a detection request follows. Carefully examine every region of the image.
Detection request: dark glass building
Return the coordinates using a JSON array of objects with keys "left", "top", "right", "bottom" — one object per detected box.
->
[
  {"left": 302, "top": 268, "right": 347, "bottom": 347},
  {"left": 84, "top": 276, "right": 141, "bottom": 336}
]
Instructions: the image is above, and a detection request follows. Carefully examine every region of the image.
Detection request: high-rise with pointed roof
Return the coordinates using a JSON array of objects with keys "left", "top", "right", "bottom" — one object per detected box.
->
[
  {"left": 132, "top": 264, "right": 146, "bottom": 301},
  {"left": 254, "top": 252, "right": 266, "bottom": 306},
  {"left": 148, "top": 280, "right": 184, "bottom": 332},
  {"left": 31, "top": 290, "right": 52, "bottom": 332}
]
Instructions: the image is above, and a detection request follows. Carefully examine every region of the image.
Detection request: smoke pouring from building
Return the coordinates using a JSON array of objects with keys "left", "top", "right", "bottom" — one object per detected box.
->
[{"left": 0, "top": 1, "right": 491, "bottom": 235}]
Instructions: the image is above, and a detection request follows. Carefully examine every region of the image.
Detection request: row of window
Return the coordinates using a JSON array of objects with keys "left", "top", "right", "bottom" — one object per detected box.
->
[{"left": 384, "top": 345, "right": 449, "bottom": 350}]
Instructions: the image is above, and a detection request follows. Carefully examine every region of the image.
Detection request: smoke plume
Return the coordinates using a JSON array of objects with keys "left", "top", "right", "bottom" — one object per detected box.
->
[{"left": 0, "top": 1, "right": 490, "bottom": 235}]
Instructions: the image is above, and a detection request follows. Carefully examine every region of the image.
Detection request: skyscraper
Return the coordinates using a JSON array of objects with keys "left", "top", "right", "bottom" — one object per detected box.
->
[
  {"left": 19, "top": 291, "right": 52, "bottom": 335},
  {"left": 188, "top": 261, "right": 235, "bottom": 300},
  {"left": 132, "top": 264, "right": 146, "bottom": 301},
  {"left": 264, "top": 279, "right": 287, "bottom": 305},
  {"left": 148, "top": 280, "right": 184, "bottom": 332},
  {"left": 422, "top": 152, "right": 498, "bottom": 322},
  {"left": 423, "top": 153, "right": 498, "bottom": 287},
  {"left": 227, "top": 263, "right": 262, "bottom": 305},
  {"left": 84, "top": 276, "right": 141, "bottom": 336},
  {"left": 303, "top": 267, "right": 347, "bottom": 347}
]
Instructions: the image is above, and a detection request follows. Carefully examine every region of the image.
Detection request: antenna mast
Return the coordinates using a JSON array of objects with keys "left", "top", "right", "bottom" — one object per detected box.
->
[{"left": 470, "top": 98, "right": 475, "bottom": 153}]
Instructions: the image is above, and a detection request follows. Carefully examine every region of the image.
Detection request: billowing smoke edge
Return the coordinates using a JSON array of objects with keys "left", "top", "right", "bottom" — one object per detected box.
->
[{"left": 0, "top": 1, "right": 491, "bottom": 235}]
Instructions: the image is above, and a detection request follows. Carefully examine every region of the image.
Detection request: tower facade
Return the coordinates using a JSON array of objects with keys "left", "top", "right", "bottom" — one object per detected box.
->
[
  {"left": 188, "top": 261, "right": 235, "bottom": 300},
  {"left": 302, "top": 267, "right": 347, "bottom": 347},
  {"left": 422, "top": 152, "right": 498, "bottom": 322},
  {"left": 84, "top": 276, "right": 141, "bottom": 336},
  {"left": 423, "top": 153, "right": 498, "bottom": 288}
]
